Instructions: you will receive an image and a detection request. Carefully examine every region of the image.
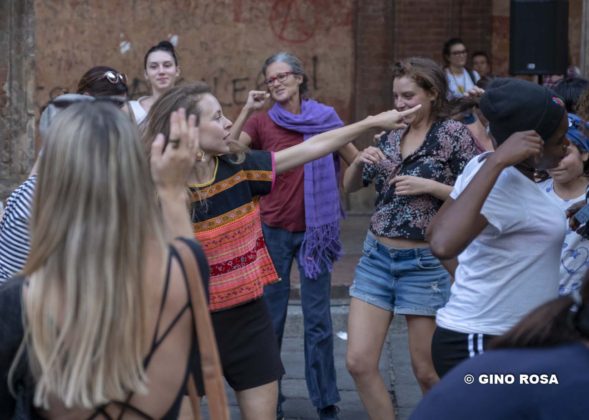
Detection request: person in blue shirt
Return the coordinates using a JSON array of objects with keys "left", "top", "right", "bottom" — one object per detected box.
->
[{"left": 411, "top": 272, "right": 589, "bottom": 420}]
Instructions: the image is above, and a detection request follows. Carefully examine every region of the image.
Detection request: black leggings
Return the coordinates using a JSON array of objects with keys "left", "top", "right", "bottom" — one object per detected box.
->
[{"left": 431, "top": 326, "right": 498, "bottom": 378}]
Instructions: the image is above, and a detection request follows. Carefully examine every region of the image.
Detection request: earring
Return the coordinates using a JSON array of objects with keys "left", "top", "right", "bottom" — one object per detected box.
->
[{"left": 196, "top": 150, "right": 206, "bottom": 162}]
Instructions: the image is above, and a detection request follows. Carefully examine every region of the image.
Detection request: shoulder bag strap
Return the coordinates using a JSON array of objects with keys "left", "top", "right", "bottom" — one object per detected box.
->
[{"left": 174, "top": 240, "right": 229, "bottom": 420}]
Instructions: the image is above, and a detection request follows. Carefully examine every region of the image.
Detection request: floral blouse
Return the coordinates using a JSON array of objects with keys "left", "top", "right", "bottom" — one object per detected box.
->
[{"left": 362, "top": 119, "right": 477, "bottom": 240}]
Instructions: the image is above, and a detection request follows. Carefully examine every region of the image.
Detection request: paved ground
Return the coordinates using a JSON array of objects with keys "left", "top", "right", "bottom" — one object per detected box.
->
[{"left": 202, "top": 215, "right": 422, "bottom": 419}]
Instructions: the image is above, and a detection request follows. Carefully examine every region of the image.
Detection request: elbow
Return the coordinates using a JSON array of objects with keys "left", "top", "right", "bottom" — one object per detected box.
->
[
  {"left": 429, "top": 242, "right": 456, "bottom": 261},
  {"left": 426, "top": 227, "right": 458, "bottom": 260}
]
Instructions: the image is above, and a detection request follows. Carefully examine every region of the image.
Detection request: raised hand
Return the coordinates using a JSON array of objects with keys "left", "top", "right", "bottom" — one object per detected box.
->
[
  {"left": 150, "top": 108, "right": 198, "bottom": 191},
  {"left": 490, "top": 130, "right": 543, "bottom": 169},
  {"left": 244, "top": 90, "right": 270, "bottom": 111},
  {"left": 353, "top": 146, "right": 386, "bottom": 167}
]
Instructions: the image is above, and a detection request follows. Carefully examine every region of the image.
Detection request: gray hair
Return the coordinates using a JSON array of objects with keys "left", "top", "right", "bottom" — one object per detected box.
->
[{"left": 262, "top": 52, "right": 309, "bottom": 97}]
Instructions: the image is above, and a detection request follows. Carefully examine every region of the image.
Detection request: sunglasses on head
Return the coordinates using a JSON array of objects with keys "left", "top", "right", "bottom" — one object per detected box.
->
[{"left": 103, "top": 70, "right": 128, "bottom": 85}]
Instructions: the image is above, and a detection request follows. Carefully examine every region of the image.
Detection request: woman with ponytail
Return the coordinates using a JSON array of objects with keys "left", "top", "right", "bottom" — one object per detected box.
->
[{"left": 129, "top": 40, "right": 181, "bottom": 125}]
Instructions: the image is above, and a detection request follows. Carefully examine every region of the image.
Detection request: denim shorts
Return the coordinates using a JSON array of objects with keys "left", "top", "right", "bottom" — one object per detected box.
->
[{"left": 350, "top": 232, "right": 451, "bottom": 316}]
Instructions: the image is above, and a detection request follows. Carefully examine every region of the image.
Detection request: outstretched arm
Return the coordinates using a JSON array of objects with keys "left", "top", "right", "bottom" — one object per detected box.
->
[
  {"left": 274, "top": 105, "right": 420, "bottom": 175},
  {"left": 426, "top": 130, "right": 543, "bottom": 259}
]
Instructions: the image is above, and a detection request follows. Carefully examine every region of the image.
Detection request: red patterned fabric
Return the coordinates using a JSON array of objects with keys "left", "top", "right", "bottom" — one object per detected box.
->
[{"left": 190, "top": 152, "right": 279, "bottom": 312}]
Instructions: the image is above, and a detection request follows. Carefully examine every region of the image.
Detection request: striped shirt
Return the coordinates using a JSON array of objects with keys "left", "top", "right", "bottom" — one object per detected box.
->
[{"left": 0, "top": 176, "right": 36, "bottom": 282}]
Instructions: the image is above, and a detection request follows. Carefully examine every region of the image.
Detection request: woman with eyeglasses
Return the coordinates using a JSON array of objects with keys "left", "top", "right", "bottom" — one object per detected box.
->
[
  {"left": 229, "top": 51, "right": 358, "bottom": 420},
  {"left": 442, "top": 38, "right": 480, "bottom": 99},
  {"left": 129, "top": 41, "right": 180, "bottom": 125},
  {"left": 143, "top": 81, "right": 420, "bottom": 420},
  {"left": 0, "top": 101, "right": 209, "bottom": 418},
  {"left": 0, "top": 66, "right": 130, "bottom": 284}
]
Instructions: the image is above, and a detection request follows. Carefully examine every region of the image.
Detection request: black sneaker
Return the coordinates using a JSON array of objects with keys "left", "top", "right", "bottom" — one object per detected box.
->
[{"left": 317, "top": 405, "right": 340, "bottom": 420}]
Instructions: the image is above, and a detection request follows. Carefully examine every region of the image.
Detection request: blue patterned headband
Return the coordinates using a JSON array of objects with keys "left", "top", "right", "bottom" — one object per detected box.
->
[{"left": 567, "top": 113, "right": 589, "bottom": 152}]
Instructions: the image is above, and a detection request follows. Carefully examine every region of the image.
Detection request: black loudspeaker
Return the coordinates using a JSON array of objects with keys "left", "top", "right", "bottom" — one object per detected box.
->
[{"left": 510, "top": 0, "right": 569, "bottom": 75}]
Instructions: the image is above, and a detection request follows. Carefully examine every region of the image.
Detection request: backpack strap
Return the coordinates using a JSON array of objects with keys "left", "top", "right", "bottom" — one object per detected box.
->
[{"left": 466, "top": 68, "right": 477, "bottom": 85}]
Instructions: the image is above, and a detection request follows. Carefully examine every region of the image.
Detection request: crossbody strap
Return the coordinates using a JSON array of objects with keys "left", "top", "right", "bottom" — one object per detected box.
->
[{"left": 174, "top": 239, "right": 229, "bottom": 420}]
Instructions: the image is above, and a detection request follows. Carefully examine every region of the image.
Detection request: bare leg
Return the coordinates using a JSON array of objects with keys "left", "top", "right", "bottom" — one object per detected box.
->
[
  {"left": 346, "top": 298, "right": 395, "bottom": 420},
  {"left": 235, "top": 381, "right": 278, "bottom": 420},
  {"left": 405, "top": 315, "right": 439, "bottom": 393}
]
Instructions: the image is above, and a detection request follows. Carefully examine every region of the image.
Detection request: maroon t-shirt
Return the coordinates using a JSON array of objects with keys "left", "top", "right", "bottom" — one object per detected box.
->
[{"left": 243, "top": 112, "right": 306, "bottom": 232}]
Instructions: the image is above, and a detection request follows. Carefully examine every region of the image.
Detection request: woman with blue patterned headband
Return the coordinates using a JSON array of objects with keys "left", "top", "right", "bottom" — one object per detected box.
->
[{"left": 539, "top": 113, "right": 589, "bottom": 296}]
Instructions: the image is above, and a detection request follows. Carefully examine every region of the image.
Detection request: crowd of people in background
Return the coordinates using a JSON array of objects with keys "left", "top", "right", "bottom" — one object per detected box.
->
[{"left": 1, "top": 35, "right": 589, "bottom": 420}]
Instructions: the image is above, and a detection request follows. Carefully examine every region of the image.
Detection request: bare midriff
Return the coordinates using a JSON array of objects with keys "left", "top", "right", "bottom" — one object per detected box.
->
[{"left": 374, "top": 235, "right": 429, "bottom": 249}]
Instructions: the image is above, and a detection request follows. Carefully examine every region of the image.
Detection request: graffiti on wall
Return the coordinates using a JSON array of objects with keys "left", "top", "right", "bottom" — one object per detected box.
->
[
  {"left": 36, "top": 55, "right": 322, "bottom": 113},
  {"left": 34, "top": 0, "right": 354, "bottom": 119}
]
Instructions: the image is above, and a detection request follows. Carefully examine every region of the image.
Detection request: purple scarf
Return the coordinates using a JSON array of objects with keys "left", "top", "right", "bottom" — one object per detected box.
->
[{"left": 268, "top": 99, "right": 344, "bottom": 279}]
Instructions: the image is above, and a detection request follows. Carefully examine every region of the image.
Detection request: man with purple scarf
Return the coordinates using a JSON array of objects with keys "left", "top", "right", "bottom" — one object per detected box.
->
[{"left": 233, "top": 52, "right": 357, "bottom": 420}]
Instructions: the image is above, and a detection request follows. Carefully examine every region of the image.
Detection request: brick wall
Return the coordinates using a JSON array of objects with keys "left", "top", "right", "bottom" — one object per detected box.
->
[
  {"left": 348, "top": 0, "right": 395, "bottom": 211},
  {"left": 34, "top": 0, "right": 356, "bottom": 122},
  {"left": 2, "top": 0, "right": 587, "bottom": 206},
  {"left": 353, "top": 0, "right": 394, "bottom": 121},
  {"left": 394, "top": 0, "right": 492, "bottom": 65}
]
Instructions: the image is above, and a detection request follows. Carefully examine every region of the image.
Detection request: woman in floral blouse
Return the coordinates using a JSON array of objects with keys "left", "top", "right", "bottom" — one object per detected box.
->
[{"left": 343, "top": 57, "right": 478, "bottom": 419}]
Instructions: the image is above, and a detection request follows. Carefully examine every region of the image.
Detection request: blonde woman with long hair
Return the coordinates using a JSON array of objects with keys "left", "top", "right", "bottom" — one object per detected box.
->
[
  {"left": 0, "top": 102, "right": 207, "bottom": 419},
  {"left": 143, "top": 82, "right": 421, "bottom": 420}
]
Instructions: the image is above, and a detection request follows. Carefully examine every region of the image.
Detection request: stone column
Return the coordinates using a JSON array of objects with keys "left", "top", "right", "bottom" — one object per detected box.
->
[{"left": 0, "top": 0, "right": 36, "bottom": 199}]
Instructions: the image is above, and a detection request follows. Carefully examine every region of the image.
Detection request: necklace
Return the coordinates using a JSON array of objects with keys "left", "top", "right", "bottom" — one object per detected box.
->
[
  {"left": 190, "top": 156, "right": 219, "bottom": 189},
  {"left": 449, "top": 69, "right": 466, "bottom": 94}
]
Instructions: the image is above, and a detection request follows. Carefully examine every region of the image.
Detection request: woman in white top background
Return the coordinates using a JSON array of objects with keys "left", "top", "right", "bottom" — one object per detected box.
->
[
  {"left": 128, "top": 41, "right": 181, "bottom": 125},
  {"left": 442, "top": 38, "right": 480, "bottom": 99}
]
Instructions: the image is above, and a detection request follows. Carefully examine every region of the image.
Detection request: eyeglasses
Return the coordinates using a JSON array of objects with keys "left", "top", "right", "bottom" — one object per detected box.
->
[
  {"left": 450, "top": 49, "right": 468, "bottom": 56},
  {"left": 103, "top": 71, "right": 128, "bottom": 85},
  {"left": 264, "top": 71, "right": 294, "bottom": 86}
]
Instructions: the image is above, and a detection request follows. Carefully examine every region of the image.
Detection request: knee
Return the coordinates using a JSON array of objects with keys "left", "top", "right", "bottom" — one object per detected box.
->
[
  {"left": 346, "top": 352, "right": 377, "bottom": 380},
  {"left": 412, "top": 361, "right": 439, "bottom": 391}
]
